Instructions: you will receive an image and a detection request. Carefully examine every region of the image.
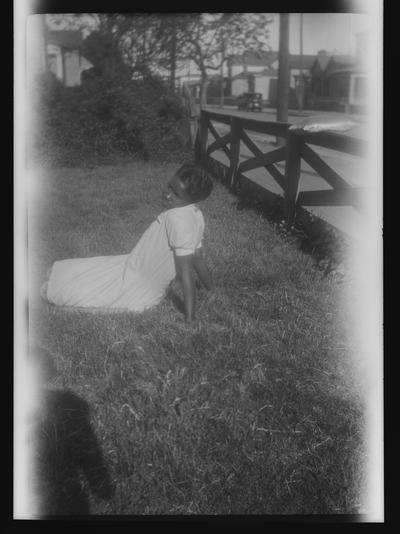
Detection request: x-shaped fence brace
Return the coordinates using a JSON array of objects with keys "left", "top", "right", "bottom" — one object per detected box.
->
[{"left": 197, "top": 110, "right": 368, "bottom": 226}]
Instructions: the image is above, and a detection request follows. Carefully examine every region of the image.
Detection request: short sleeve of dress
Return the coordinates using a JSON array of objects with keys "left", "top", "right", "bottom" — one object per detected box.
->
[{"left": 165, "top": 208, "right": 203, "bottom": 257}]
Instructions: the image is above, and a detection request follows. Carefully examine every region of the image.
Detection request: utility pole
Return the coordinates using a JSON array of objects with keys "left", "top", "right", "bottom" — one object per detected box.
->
[
  {"left": 297, "top": 13, "right": 304, "bottom": 113},
  {"left": 276, "top": 13, "right": 290, "bottom": 144},
  {"left": 220, "top": 41, "right": 225, "bottom": 108}
]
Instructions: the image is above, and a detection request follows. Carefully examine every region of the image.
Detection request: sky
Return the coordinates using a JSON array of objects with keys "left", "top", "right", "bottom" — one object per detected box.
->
[
  {"left": 177, "top": 12, "right": 375, "bottom": 78},
  {"left": 41, "top": 11, "right": 377, "bottom": 79},
  {"left": 266, "top": 13, "right": 372, "bottom": 56},
  {"left": 44, "top": 12, "right": 374, "bottom": 56}
]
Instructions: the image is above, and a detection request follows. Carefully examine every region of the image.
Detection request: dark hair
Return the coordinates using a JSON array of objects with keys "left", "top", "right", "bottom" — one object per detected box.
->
[{"left": 175, "top": 162, "right": 213, "bottom": 203}]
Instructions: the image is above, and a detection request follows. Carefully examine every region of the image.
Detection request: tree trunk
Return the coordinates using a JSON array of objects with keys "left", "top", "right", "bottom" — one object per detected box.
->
[
  {"left": 200, "top": 75, "right": 209, "bottom": 109},
  {"left": 276, "top": 13, "right": 290, "bottom": 145},
  {"left": 170, "top": 17, "right": 177, "bottom": 91},
  {"left": 220, "top": 69, "right": 224, "bottom": 107},
  {"left": 220, "top": 44, "right": 225, "bottom": 108},
  {"left": 183, "top": 84, "right": 198, "bottom": 148}
]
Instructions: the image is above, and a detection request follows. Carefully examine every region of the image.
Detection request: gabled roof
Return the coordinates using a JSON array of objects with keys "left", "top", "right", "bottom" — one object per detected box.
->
[
  {"left": 47, "top": 30, "right": 83, "bottom": 50},
  {"left": 310, "top": 52, "right": 359, "bottom": 75},
  {"left": 325, "top": 55, "right": 359, "bottom": 76},
  {"left": 315, "top": 51, "right": 331, "bottom": 71},
  {"left": 330, "top": 55, "right": 357, "bottom": 66},
  {"left": 288, "top": 54, "right": 316, "bottom": 69}
]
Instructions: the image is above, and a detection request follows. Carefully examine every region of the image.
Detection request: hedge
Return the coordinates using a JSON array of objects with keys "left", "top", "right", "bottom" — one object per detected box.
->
[{"left": 32, "top": 73, "right": 191, "bottom": 167}]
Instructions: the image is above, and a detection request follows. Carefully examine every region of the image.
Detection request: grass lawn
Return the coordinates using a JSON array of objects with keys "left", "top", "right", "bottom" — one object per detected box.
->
[{"left": 27, "top": 161, "right": 368, "bottom": 516}]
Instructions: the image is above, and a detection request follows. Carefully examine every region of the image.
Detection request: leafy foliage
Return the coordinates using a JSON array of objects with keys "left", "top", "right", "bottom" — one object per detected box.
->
[
  {"left": 173, "top": 13, "right": 273, "bottom": 106},
  {"left": 81, "top": 31, "right": 131, "bottom": 80},
  {"left": 32, "top": 74, "right": 190, "bottom": 166},
  {"left": 46, "top": 13, "right": 273, "bottom": 107}
]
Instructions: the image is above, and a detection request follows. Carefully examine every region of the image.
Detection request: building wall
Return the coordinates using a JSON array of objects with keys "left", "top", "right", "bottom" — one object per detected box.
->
[
  {"left": 254, "top": 77, "right": 269, "bottom": 99},
  {"left": 230, "top": 65, "right": 243, "bottom": 77},
  {"left": 231, "top": 78, "right": 248, "bottom": 96},
  {"left": 232, "top": 75, "right": 280, "bottom": 100},
  {"left": 64, "top": 50, "right": 81, "bottom": 87},
  {"left": 290, "top": 68, "right": 302, "bottom": 88},
  {"left": 254, "top": 76, "right": 278, "bottom": 100},
  {"left": 46, "top": 44, "right": 93, "bottom": 86},
  {"left": 47, "top": 43, "right": 63, "bottom": 81}
]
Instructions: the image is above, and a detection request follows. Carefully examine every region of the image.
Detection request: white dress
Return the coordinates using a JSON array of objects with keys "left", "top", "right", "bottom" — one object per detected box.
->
[{"left": 44, "top": 204, "right": 205, "bottom": 312}]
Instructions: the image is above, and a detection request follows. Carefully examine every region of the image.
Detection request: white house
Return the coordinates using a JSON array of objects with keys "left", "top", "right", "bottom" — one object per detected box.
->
[
  {"left": 227, "top": 50, "right": 278, "bottom": 79},
  {"left": 46, "top": 30, "right": 93, "bottom": 87},
  {"left": 229, "top": 52, "right": 316, "bottom": 102}
]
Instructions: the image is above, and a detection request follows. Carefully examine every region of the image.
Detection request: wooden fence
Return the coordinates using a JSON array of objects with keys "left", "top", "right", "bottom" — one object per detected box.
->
[{"left": 195, "top": 110, "right": 368, "bottom": 227}]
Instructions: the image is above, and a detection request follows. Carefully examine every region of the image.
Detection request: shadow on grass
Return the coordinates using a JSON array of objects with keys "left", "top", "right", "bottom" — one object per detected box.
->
[
  {"left": 204, "top": 157, "right": 352, "bottom": 270},
  {"left": 33, "top": 348, "right": 114, "bottom": 517}
]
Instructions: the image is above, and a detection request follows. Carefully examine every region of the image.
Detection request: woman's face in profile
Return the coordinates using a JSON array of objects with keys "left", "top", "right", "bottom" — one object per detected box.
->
[{"left": 162, "top": 174, "right": 191, "bottom": 209}]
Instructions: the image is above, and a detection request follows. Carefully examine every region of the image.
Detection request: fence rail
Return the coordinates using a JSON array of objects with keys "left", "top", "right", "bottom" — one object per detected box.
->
[{"left": 195, "top": 110, "right": 368, "bottom": 227}]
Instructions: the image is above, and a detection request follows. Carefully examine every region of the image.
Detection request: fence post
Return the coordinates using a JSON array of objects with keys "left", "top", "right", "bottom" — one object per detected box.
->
[
  {"left": 188, "top": 117, "right": 198, "bottom": 149},
  {"left": 228, "top": 117, "right": 241, "bottom": 191},
  {"left": 195, "top": 112, "right": 208, "bottom": 166},
  {"left": 284, "top": 130, "right": 303, "bottom": 227}
]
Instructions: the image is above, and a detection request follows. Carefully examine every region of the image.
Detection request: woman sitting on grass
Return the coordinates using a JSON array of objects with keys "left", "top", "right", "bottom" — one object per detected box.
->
[{"left": 41, "top": 162, "right": 214, "bottom": 323}]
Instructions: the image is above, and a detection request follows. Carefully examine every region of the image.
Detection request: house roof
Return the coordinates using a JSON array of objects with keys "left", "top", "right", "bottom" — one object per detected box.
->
[
  {"left": 288, "top": 54, "right": 316, "bottom": 69},
  {"left": 326, "top": 66, "right": 365, "bottom": 76},
  {"left": 257, "top": 67, "right": 278, "bottom": 76},
  {"left": 231, "top": 66, "right": 279, "bottom": 80},
  {"left": 230, "top": 49, "right": 359, "bottom": 72},
  {"left": 231, "top": 71, "right": 247, "bottom": 79},
  {"left": 47, "top": 30, "right": 83, "bottom": 50},
  {"left": 310, "top": 52, "right": 359, "bottom": 75},
  {"left": 324, "top": 56, "right": 360, "bottom": 76},
  {"left": 229, "top": 50, "right": 317, "bottom": 71},
  {"left": 330, "top": 55, "right": 357, "bottom": 66},
  {"left": 313, "top": 51, "right": 331, "bottom": 71},
  {"left": 228, "top": 50, "right": 278, "bottom": 67}
]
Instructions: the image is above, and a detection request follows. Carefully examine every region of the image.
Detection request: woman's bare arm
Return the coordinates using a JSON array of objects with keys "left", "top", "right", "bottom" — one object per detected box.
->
[
  {"left": 193, "top": 248, "right": 213, "bottom": 291},
  {"left": 174, "top": 254, "right": 196, "bottom": 322}
]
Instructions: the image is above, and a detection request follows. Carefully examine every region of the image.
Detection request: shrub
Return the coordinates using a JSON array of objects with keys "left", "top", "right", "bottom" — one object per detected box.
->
[{"left": 32, "top": 73, "right": 190, "bottom": 167}]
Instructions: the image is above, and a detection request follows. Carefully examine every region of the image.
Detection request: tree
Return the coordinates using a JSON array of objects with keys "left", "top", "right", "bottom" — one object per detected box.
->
[
  {"left": 176, "top": 13, "right": 272, "bottom": 108},
  {"left": 46, "top": 13, "right": 273, "bottom": 106},
  {"left": 47, "top": 13, "right": 169, "bottom": 80},
  {"left": 81, "top": 30, "right": 131, "bottom": 80},
  {"left": 152, "top": 14, "right": 197, "bottom": 89}
]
